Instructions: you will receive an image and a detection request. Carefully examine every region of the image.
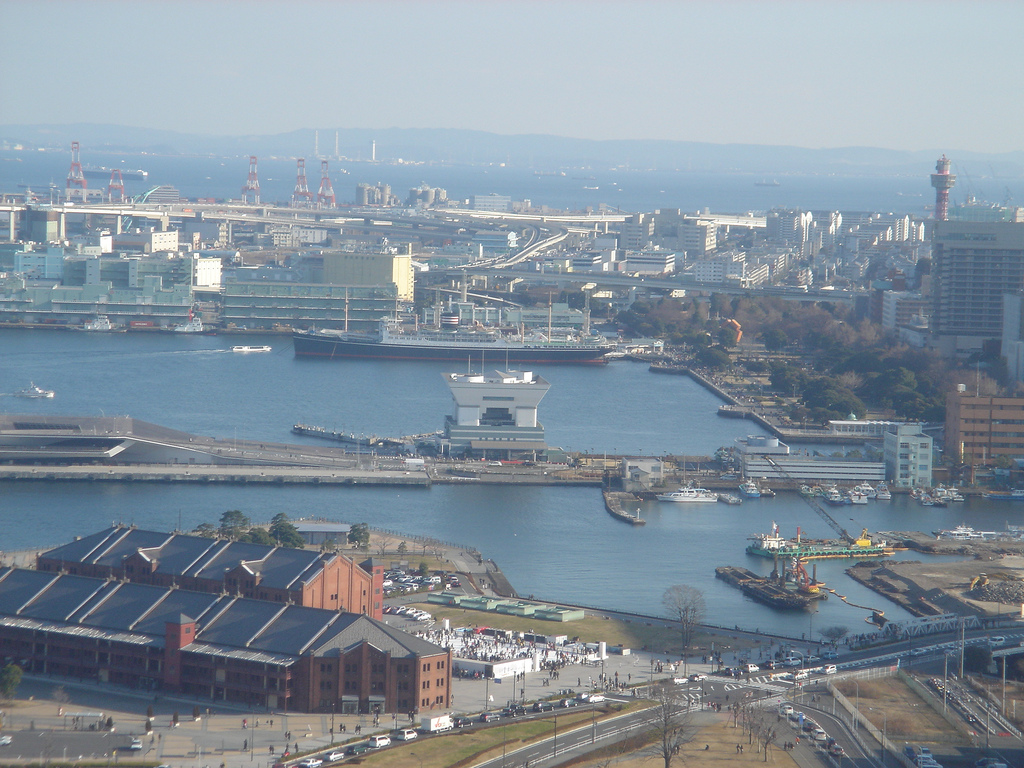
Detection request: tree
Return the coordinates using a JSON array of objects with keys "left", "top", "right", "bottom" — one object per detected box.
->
[
  {"left": 269, "top": 513, "right": 305, "bottom": 548},
  {"left": 376, "top": 536, "right": 393, "bottom": 557},
  {"left": 397, "top": 541, "right": 408, "bottom": 555},
  {"left": 819, "top": 625, "right": 849, "bottom": 647},
  {"left": 642, "top": 683, "right": 696, "bottom": 768},
  {"left": 662, "top": 585, "right": 705, "bottom": 676},
  {"left": 964, "top": 645, "right": 992, "bottom": 674},
  {"left": 219, "top": 510, "right": 250, "bottom": 539},
  {"left": 761, "top": 327, "right": 788, "bottom": 352},
  {"left": 0, "top": 663, "right": 22, "bottom": 700},
  {"left": 240, "top": 527, "right": 275, "bottom": 546},
  {"left": 419, "top": 561, "right": 430, "bottom": 577},
  {"left": 192, "top": 522, "right": 217, "bottom": 538},
  {"left": 348, "top": 523, "right": 370, "bottom": 550},
  {"left": 52, "top": 685, "right": 70, "bottom": 708}
]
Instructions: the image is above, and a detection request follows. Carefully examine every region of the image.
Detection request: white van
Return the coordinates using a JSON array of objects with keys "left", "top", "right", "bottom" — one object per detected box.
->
[
  {"left": 369, "top": 735, "right": 391, "bottom": 748},
  {"left": 824, "top": 665, "right": 837, "bottom": 675}
]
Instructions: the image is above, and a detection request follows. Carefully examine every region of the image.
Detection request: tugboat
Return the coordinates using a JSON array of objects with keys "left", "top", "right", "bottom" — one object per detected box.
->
[{"left": 738, "top": 479, "right": 761, "bottom": 498}]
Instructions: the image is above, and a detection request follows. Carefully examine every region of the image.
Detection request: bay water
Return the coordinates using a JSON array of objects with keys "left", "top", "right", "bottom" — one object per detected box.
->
[{"left": 0, "top": 329, "right": 1014, "bottom": 638}]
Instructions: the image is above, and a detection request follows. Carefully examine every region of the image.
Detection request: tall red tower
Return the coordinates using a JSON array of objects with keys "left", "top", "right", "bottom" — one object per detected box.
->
[
  {"left": 930, "top": 154, "right": 956, "bottom": 221},
  {"left": 66, "top": 141, "right": 87, "bottom": 200},
  {"left": 317, "top": 160, "right": 335, "bottom": 208},
  {"left": 108, "top": 169, "right": 125, "bottom": 203},
  {"left": 292, "top": 158, "right": 312, "bottom": 205},
  {"left": 241, "top": 155, "right": 260, "bottom": 204}
]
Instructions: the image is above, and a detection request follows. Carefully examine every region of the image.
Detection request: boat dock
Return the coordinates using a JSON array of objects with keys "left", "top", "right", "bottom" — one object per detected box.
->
[
  {"left": 603, "top": 490, "right": 646, "bottom": 525},
  {"left": 0, "top": 464, "right": 431, "bottom": 486}
]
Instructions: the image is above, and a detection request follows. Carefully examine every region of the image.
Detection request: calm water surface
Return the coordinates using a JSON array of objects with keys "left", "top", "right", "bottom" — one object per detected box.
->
[{"left": 1, "top": 330, "right": 1017, "bottom": 637}]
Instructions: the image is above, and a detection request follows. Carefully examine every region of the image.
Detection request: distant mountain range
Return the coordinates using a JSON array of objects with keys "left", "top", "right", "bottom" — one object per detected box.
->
[{"left": 3, "top": 123, "right": 1023, "bottom": 178}]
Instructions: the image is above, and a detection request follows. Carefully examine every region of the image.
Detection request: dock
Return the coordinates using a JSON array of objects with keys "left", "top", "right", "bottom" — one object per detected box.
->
[
  {"left": 0, "top": 464, "right": 431, "bottom": 486},
  {"left": 603, "top": 490, "right": 646, "bottom": 526}
]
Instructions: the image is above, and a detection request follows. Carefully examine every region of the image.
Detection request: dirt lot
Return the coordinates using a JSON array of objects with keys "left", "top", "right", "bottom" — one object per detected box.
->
[
  {"left": 833, "top": 676, "right": 967, "bottom": 744},
  {"left": 847, "top": 557, "right": 1024, "bottom": 618}
]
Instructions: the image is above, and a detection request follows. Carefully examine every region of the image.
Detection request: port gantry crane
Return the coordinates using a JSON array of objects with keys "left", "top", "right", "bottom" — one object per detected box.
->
[
  {"left": 762, "top": 454, "right": 856, "bottom": 544},
  {"left": 761, "top": 454, "right": 888, "bottom": 623}
]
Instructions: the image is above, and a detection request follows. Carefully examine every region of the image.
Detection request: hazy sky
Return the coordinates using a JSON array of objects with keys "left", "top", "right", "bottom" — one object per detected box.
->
[{"left": 3, "top": 0, "right": 1022, "bottom": 153}]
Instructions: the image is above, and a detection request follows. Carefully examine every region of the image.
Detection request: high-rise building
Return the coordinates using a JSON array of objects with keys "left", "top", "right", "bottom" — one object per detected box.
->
[{"left": 930, "top": 220, "right": 1024, "bottom": 355}]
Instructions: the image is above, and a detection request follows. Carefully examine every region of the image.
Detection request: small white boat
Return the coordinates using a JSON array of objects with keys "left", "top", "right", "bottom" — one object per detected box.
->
[
  {"left": 174, "top": 317, "right": 204, "bottom": 333},
  {"left": 15, "top": 382, "right": 54, "bottom": 398},
  {"left": 875, "top": 482, "right": 891, "bottom": 500},
  {"left": 849, "top": 491, "right": 869, "bottom": 505},
  {"left": 657, "top": 486, "right": 719, "bottom": 503},
  {"left": 232, "top": 345, "right": 272, "bottom": 353},
  {"left": 718, "top": 494, "right": 743, "bottom": 505}
]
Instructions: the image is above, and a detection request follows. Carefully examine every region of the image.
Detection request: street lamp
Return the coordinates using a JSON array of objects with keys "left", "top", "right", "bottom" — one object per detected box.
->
[
  {"left": 410, "top": 752, "right": 424, "bottom": 768},
  {"left": 853, "top": 680, "right": 860, "bottom": 730}
]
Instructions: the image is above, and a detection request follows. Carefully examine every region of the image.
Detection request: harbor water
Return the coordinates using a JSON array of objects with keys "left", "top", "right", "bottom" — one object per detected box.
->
[{"left": 0, "top": 332, "right": 1014, "bottom": 639}]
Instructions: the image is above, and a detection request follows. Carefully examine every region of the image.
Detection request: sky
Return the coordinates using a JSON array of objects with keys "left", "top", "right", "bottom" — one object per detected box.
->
[{"left": 2, "top": 0, "right": 1022, "bottom": 153}]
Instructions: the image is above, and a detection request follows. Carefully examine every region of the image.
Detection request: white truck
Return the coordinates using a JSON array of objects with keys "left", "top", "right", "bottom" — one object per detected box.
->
[{"left": 421, "top": 714, "right": 453, "bottom": 733}]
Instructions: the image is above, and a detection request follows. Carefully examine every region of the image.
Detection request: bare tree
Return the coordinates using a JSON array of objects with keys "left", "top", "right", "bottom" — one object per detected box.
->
[
  {"left": 819, "top": 625, "right": 849, "bottom": 648},
  {"left": 662, "top": 585, "right": 705, "bottom": 676},
  {"left": 376, "top": 536, "right": 393, "bottom": 557},
  {"left": 642, "top": 682, "right": 696, "bottom": 768}
]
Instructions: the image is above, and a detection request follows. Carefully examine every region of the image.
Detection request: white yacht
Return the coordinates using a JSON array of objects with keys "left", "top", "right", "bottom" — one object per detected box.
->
[{"left": 657, "top": 486, "right": 719, "bottom": 503}]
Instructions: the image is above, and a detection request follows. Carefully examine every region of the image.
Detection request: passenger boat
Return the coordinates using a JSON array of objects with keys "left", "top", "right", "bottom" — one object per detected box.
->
[
  {"left": 935, "top": 525, "right": 984, "bottom": 540},
  {"left": 983, "top": 489, "right": 1024, "bottom": 501},
  {"left": 232, "top": 345, "right": 272, "bottom": 353},
  {"left": 15, "top": 382, "right": 54, "bottom": 398},
  {"left": 848, "top": 490, "right": 869, "bottom": 505},
  {"left": 875, "top": 482, "right": 892, "bottom": 500},
  {"left": 656, "top": 486, "right": 719, "bottom": 503}
]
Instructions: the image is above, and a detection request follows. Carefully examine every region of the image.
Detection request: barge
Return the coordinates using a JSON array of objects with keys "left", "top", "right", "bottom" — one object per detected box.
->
[
  {"left": 715, "top": 566, "right": 816, "bottom": 611},
  {"left": 746, "top": 522, "right": 891, "bottom": 560}
]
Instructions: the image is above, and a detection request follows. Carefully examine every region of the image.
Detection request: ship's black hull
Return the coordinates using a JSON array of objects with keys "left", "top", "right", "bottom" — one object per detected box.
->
[{"left": 293, "top": 332, "right": 610, "bottom": 365}]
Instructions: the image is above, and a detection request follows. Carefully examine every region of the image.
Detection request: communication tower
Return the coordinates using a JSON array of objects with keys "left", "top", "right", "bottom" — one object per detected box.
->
[
  {"left": 293, "top": 158, "right": 312, "bottom": 205},
  {"left": 317, "top": 160, "right": 335, "bottom": 208},
  {"left": 241, "top": 155, "right": 260, "bottom": 204},
  {"left": 107, "top": 169, "right": 125, "bottom": 203},
  {"left": 930, "top": 155, "right": 956, "bottom": 221},
  {"left": 66, "top": 141, "right": 87, "bottom": 201}
]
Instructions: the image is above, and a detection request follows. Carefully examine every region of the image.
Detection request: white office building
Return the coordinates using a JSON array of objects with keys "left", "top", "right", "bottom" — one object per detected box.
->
[
  {"left": 443, "top": 370, "right": 549, "bottom": 459},
  {"left": 883, "top": 424, "right": 933, "bottom": 488}
]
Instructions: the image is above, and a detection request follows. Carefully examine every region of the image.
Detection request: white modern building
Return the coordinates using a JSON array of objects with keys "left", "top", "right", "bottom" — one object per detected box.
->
[
  {"left": 443, "top": 370, "right": 549, "bottom": 459},
  {"left": 737, "top": 435, "right": 885, "bottom": 484},
  {"left": 883, "top": 424, "right": 933, "bottom": 488}
]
